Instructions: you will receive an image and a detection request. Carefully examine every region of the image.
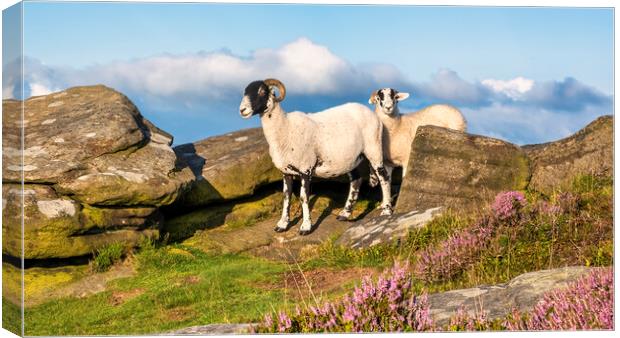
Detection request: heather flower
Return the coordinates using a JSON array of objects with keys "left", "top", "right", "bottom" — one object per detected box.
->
[
  {"left": 538, "top": 201, "right": 562, "bottom": 217},
  {"left": 448, "top": 306, "right": 490, "bottom": 331},
  {"left": 492, "top": 191, "right": 526, "bottom": 221},
  {"left": 277, "top": 311, "right": 292, "bottom": 332},
  {"left": 441, "top": 268, "right": 613, "bottom": 332},
  {"left": 505, "top": 267, "right": 613, "bottom": 330},
  {"left": 264, "top": 313, "right": 273, "bottom": 327},
  {"left": 254, "top": 261, "right": 434, "bottom": 333},
  {"left": 414, "top": 218, "right": 494, "bottom": 282}
]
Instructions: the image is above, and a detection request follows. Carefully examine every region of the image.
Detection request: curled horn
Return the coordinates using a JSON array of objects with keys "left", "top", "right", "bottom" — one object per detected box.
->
[{"left": 264, "top": 78, "right": 286, "bottom": 102}]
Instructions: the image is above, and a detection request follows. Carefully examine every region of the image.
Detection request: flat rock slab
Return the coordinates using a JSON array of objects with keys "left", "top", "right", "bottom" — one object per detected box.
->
[
  {"left": 2, "top": 261, "right": 136, "bottom": 307},
  {"left": 182, "top": 194, "right": 378, "bottom": 262},
  {"left": 336, "top": 207, "right": 443, "bottom": 249},
  {"left": 523, "top": 115, "right": 612, "bottom": 194},
  {"left": 167, "top": 323, "right": 253, "bottom": 335},
  {"left": 174, "top": 128, "right": 281, "bottom": 208},
  {"left": 427, "top": 266, "right": 593, "bottom": 326}
]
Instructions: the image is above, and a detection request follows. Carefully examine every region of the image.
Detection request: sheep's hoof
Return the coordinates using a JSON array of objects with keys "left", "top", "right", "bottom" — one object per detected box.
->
[
  {"left": 274, "top": 226, "right": 288, "bottom": 232},
  {"left": 298, "top": 229, "right": 312, "bottom": 236},
  {"left": 336, "top": 215, "right": 349, "bottom": 221},
  {"left": 380, "top": 206, "right": 394, "bottom": 216}
]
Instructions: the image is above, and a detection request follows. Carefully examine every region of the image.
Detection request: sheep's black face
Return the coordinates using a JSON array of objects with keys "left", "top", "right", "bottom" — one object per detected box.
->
[
  {"left": 371, "top": 88, "right": 410, "bottom": 116},
  {"left": 240, "top": 81, "right": 270, "bottom": 118}
]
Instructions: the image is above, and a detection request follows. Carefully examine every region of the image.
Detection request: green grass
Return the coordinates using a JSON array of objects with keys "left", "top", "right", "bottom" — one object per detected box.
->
[
  {"left": 302, "top": 211, "right": 469, "bottom": 271},
  {"left": 90, "top": 242, "right": 125, "bottom": 272},
  {"left": 22, "top": 244, "right": 291, "bottom": 335},
  {"left": 3, "top": 298, "right": 22, "bottom": 336}
]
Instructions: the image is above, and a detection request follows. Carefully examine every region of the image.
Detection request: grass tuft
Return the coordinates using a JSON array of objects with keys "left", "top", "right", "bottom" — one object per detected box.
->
[{"left": 90, "top": 242, "right": 125, "bottom": 273}]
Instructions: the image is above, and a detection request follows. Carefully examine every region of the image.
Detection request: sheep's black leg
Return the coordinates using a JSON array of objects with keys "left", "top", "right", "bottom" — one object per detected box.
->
[
  {"left": 369, "top": 170, "right": 379, "bottom": 187},
  {"left": 337, "top": 168, "right": 363, "bottom": 221},
  {"left": 275, "top": 174, "right": 293, "bottom": 232},
  {"left": 298, "top": 174, "right": 314, "bottom": 236},
  {"left": 374, "top": 165, "right": 394, "bottom": 216}
]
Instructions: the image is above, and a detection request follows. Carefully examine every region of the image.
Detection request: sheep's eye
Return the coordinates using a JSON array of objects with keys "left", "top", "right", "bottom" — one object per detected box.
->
[{"left": 258, "top": 87, "right": 266, "bottom": 96}]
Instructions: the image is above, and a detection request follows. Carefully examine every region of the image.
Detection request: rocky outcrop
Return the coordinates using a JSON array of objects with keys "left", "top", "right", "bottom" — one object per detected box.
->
[
  {"left": 428, "top": 266, "right": 593, "bottom": 326},
  {"left": 3, "top": 84, "right": 611, "bottom": 260},
  {"left": 2, "top": 86, "right": 193, "bottom": 259},
  {"left": 3, "top": 183, "right": 162, "bottom": 259},
  {"left": 523, "top": 115, "right": 612, "bottom": 194},
  {"left": 396, "top": 126, "right": 530, "bottom": 213},
  {"left": 173, "top": 128, "right": 281, "bottom": 208},
  {"left": 336, "top": 207, "right": 443, "bottom": 248},
  {"left": 394, "top": 116, "right": 612, "bottom": 214}
]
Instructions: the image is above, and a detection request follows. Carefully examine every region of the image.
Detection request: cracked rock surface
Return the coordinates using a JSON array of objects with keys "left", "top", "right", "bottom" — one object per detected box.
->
[
  {"left": 427, "top": 266, "right": 593, "bottom": 326},
  {"left": 2, "top": 86, "right": 193, "bottom": 258}
]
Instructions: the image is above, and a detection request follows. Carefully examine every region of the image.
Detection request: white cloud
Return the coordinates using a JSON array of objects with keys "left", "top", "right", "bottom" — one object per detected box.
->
[
  {"left": 481, "top": 76, "right": 534, "bottom": 99},
  {"left": 29, "top": 83, "right": 54, "bottom": 96},
  {"left": 3, "top": 38, "right": 612, "bottom": 145},
  {"left": 3, "top": 84, "right": 14, "bottom": 99},
  {"left": 31, "top": 37, "right": 403, "bottom": 101}
]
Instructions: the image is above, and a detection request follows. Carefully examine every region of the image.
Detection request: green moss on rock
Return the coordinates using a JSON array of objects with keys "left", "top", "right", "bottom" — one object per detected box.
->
[
  {"left": 3, "top": 262, "right": 88, "bottom": 307},
  {"left": 164, "top": 190, "right": 283, "bottom": 241}
]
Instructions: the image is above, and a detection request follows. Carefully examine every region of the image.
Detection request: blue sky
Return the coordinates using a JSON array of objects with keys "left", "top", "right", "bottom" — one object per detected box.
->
[{"left": 2, "top": 2, "right": 614, "bottom": 145}]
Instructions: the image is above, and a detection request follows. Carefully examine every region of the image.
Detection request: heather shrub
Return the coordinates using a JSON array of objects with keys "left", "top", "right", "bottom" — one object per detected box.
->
[
  {"left": 253, "top": 261, "right": 434, "bottom": 333},
  {"left": 446, "top": 306, "right": 493, "bottom": 331},
  {"left": 442, "top": 267, "right": 613, "bottom": 331},
  {"left": 303, "top": 212, "right": 467, "bottom": 271},
  {"left": 535, "top": 200, "right": 562, "bottom": 218},
  {"left": 414, "top": 217, "right": 495, "bottom": 283},
  {"left": 492, "top": 191, "right": 526, "bottom": 221},
  {"left": 505, "top": 267, "right": 614, "bottom": 330}
]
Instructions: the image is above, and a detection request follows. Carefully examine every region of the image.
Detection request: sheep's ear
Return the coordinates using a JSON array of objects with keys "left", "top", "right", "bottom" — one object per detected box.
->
[
  {"left": 368, "top": 91, "right": 378, "bottom": 104},
  {"left": 395, "top": 92, "right": 410, "bottom": 101}
]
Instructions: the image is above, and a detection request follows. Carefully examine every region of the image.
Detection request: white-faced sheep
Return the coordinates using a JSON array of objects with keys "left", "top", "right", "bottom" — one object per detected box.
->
[
  {"left": 239, "top": 79, "right": 393, "bottom": 235},
  {"left": 368, "top": 88, "right": 467, "bottom": 185}
]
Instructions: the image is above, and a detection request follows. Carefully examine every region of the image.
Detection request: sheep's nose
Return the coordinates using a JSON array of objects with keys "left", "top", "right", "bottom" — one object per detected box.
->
[{"left": 240, "top": 107, "right": 247, "bottom": 114}]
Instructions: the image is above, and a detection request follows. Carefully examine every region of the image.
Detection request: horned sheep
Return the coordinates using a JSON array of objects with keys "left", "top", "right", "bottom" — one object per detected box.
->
[{"left": 239, "top": 79, "right": 393, "bottom": 235}]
